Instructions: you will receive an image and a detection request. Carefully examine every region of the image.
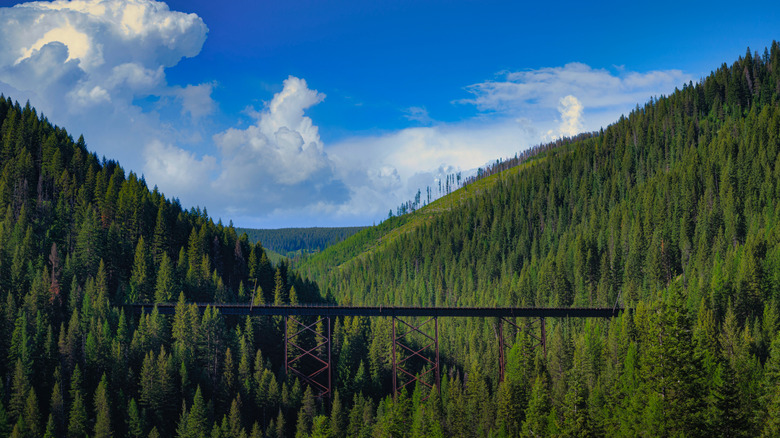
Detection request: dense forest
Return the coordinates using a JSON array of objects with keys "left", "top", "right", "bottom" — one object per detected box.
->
[
  {"left": 234, "top": 227, "right": 366, "bottom": 257},
  {"left": 0, "top": 96, "right": 326, "bottom": 437},
  {"left": 298, "top": 43, "right": 780, "bottom": 436},
  {"left": 1, "top": 41, "right": 780, "bottom": 437}
]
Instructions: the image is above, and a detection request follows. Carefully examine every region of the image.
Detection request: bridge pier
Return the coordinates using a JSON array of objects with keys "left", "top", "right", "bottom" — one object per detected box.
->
[
  {"left": 392, "top": 316, "right": 440, "bottom": 400},
  {"left": 284, "top": 315, "right": 332, "bottom": 398},
  {"left": 497, "top": 317, "right": 547, "bottom": 382}
]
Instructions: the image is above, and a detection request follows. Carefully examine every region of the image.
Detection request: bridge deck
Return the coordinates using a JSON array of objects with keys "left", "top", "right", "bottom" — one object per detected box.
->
[{"left": 126, "top": 303, "right": 622, "bottom": 318}]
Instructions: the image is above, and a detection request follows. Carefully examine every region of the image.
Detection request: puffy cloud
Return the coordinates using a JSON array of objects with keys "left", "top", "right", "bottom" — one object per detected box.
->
[
  {"left": 143, "top": 140, "right": 216, "bottom": 194},
  {"left": 15, "top": 23, "right": 91, "bottom": 64},
  {"left": 213, "top": 76, "right": 330, "bottom": 186},
  {"left": 155, "top": 64, "right": 691, "bottom": 226},
  {"left": 0, "top": 0, "right": 694, "bottom": 228},
  {"left": 0, "top": 0, "right": 210, "bottom": 171},
  {"left": 326, "top": 119, "right": 542, "bottom": 220},
  {"left": 144, "top": 76, "right": 349, "bottom": 225},
  {"left": 556, "top": 95, "right": 583, "bottom": 138},
  {"left": 176, "top": 82, "right": 216, "bottom": 120},
  {"left": 459, "top": 63, "right": 693, "bottom": 137},
  {"left": 462, "top": 63, "right": 690, "bottom": 113}
]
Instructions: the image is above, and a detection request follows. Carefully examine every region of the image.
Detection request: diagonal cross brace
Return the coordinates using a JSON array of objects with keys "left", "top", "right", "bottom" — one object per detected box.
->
[
  {"left": 285, "top": 315, "right": 332, "bottom": 398},
  {"left": 392, "top": 315, "right": 440, "bottom": 402}
]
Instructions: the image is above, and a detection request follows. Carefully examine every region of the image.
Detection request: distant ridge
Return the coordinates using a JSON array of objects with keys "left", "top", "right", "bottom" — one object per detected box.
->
[{"left": 236, "top": 226, "right": 366, "bottom": 255}]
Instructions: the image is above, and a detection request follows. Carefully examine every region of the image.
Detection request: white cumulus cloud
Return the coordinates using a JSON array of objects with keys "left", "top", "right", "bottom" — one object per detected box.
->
[
  {"left": 213, "top": 76, "right": 330, "bottom": 187},
  {"left": 143, "top": 140, "right": 216, "bottom": 194},
  {"left": 463, "top": 62, "right": 689, "bottom": 112},
  {"left": 144, "top": 76, "right": 349, "bottom": 225},
  {"left": 0, "top": 0, "right": 211, "bottom": 171},
  {"left": 555, "top": 94, "right": 584, "bottom": 138},
  {"left": 0, "top": 1, "right": 696, "bottom": 228}
]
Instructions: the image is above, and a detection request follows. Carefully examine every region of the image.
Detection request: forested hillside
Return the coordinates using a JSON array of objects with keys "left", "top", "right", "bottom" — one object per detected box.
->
[
  {"left": 297, "top": 43, "right": 780, "bottom": 436},
  {"left": 235, "top": 227, "right": 366, "bottom": 256},
  {"left": 0, "top": 97, "right": 325, "bottom": 437},
  {"left": 3, "top": 41, "right": 780, "bottom": 438}
]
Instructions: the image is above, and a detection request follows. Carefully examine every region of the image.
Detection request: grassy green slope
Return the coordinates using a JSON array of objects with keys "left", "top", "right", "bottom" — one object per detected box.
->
[{"left": 299, "top": 157, "right": 547, "bottom": 278}]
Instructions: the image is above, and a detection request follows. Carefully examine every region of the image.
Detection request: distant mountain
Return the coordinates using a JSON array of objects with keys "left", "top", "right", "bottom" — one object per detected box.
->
[{"left": 235, "top": 226, "right": 366, "bottom": 255}]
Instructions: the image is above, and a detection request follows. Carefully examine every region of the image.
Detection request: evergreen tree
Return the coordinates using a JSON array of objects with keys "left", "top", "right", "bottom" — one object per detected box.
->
[
  {"left": 131, "top": 236, "right": 153, "bottom": 302},
  {"left": 128, "top": 398, "right": 145, "bottom": 438},
  {"left": 94, "top": 374, "right": 112, "bottom": 438},
  {"left": 330, "top": 390, "right": 346, "bottom": 438},
  {"left": 8, "top": 359, "right": 29, "bottom": 424},
  {"left": 67, "top": 390, "right": 87, "bottom": 438},
  {"left": 43, "top": 414, "right": 55, "bottom": 438},
  {"left": 154, "top": 252, "right": 176, "bottom": 303},
  {"left": 521, "top": 376, "right": 551, "bottom": 437},
  {"left": 187, "top": 386, "right": 208, "bottom": 438}
]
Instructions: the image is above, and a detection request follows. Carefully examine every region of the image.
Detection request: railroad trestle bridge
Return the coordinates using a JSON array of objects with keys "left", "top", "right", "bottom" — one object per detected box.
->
[{"left": 128, "top": 304, "right": 623, "bottom": 399}]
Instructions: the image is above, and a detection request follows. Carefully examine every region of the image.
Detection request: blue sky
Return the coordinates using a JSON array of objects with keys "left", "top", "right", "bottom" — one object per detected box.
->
[{"left": 0, "top": 0, "right": 777, "bottom": 228}]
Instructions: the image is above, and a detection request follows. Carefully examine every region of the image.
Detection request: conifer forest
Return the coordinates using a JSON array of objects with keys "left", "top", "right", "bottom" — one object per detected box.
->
[{"left": 2, "top": 43, "right": 780, "bottom": 437}]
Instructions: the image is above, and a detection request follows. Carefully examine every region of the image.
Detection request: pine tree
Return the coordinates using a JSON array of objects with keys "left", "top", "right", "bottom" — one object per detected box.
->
[
  {"left": 273, "top": 267, "right": 287, "bottom": 305},
  {"left": 154, "top": 252, "right": 176, "bottom": 303},
  {"left": 152, "top": 202, "right": 169, "bottom": 266},
  {"left": 221, "top": 348, "right": 236, "bottom": 408},
  {"left": 187, "top": 386, "right": 208, "bottom": 438},
  {"left": 128, "top": 398, "right": 144, "bottom": 438},
  {"left": 521, "top": 376, "right": 551, "bottom": 437},
  {"left": 296, "top": 386, "right": 316, "bottom": 437},
  {"left": 638, "top": 285, "right": 706, "bottom": 436},
  {"left": 67, "top": 387, "right": 87, "bottom": 438},
  {"left": 139, "top": 350, "right": 157, "bottom": 411},
  {"left": 249, "top": 422, "right": 261, "bottom": 438},
  {"left": 49, "top": 373, "right": 65, "bottom": 437},
  {"left": 8, "top": 359, "right": 29, "bottom": 424},
  {"left": 760, "top": 331, "right": 780, "bottom": 437},
  {"left": 0, "top": 398, "right": 10, "bottom": 438},
  {"left": 131, "top": 236, "right": 153, "bottom": 302},
  {"left": 311, "top": 415, "right": 329, "bottom": 438},
  {"left": 94, "top": 374, "right": 112, "bottom": 438},
  {"left": 274, "top": 409, "right": 285, "bottom": 438},
  {"left": 228, "top": 396, "right": 243, "bottom": 438},
  {"left": 43, "top": 414, "right": 55, "bottom": 438},
  {"left": 330, "top": 390, "right": 346, "bottom": 438}
]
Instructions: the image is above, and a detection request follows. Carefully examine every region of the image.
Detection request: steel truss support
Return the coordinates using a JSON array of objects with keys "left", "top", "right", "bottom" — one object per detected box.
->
[
  {"left": 285, "top": 315, "right": 332, "bottom": 398},
  {"left": 497, "top": 317, "right": 547, "bottom": 382},
  {"left": 392, "top": 316, "right": 440, "bottom": 401}
]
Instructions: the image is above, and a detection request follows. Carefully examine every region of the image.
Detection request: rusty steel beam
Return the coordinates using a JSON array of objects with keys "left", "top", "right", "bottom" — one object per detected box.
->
[{"left": 126, "top": 303, "right": 624, "bottom": 318}]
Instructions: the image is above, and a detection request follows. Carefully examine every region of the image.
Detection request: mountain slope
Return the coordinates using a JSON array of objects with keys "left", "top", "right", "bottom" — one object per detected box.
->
[
  {"left": 306, "top": 46, "right": 780, "bottom": 315},
  {"left": 0, "top": 97, "right": 323, "bottom": 436},
  {"left": 296, "top": 44, "right": 780, "bottom": 435}
]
